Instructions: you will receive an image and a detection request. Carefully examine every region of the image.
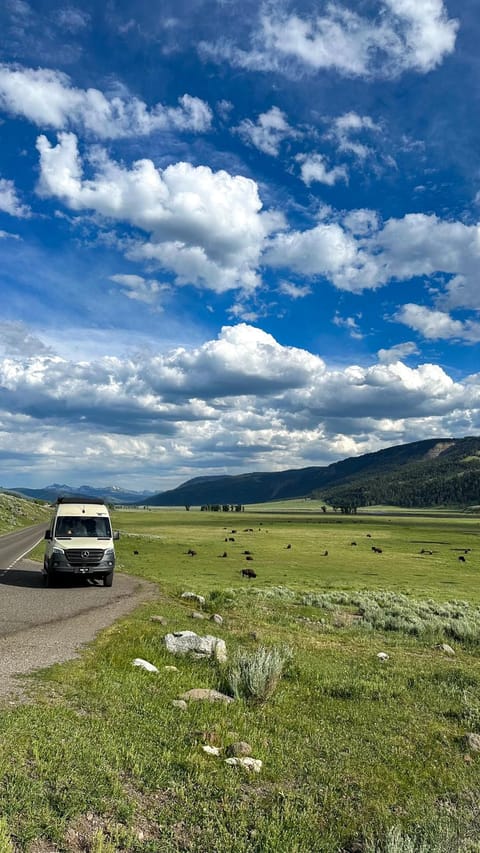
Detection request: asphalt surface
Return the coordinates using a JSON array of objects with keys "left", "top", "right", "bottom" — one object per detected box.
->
[{"left": 0, "top": 523, "right": 156, "bottom": 702}]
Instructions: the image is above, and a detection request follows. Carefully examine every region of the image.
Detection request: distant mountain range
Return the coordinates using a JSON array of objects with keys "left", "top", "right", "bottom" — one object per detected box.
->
[
  {"left": 3, "top": 483, "right": 156, "bottom": 504},
  {"left": 140, "top": 437, "right": 480, "bottom": 509}
]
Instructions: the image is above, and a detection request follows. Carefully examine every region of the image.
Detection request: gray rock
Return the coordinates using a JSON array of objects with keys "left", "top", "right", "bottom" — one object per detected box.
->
[
  {"left": 164, "top": 630, "right": 227, "bottom": 661},
  {"left": 466, "top": 733, "right": 480, "bottom": 752},
  {"left": 211, "top": 613, "right": 224, "bottom": 625},
  {"left": 181, "top": 592, "right": 206, "bottom": 607},
  {"left": 226, "top": 741, "right": 252, "bottom": 757},
  {"left": 180, "top": 688, "right": 234, "bottom": 703},
  {"left": 172, "top": 699, "right": 187, "bottom": 710},
  {"left": 225, "top": 757, "right": 262, "bottom": 772},
  {"left": 150, "top": 615, "right": 168, "bottom": 625},
  {"left": 191, "top": 611, "right": 206, "bottom": 619},
  {"left": 437, "top": 643, "right": 455, "bottom": 656}
]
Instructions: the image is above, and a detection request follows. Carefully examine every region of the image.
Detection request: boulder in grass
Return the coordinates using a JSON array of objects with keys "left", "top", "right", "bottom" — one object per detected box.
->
[
  {"left": 164, "top": 630, "right": 227, "bottom": 662},
  {"left": 132, "top": 658, "right": 158, "bottom": 673},
  {"left": 437, "top": 643, "right": 455, "bottom": 656},
  {"left": 466, "top": 733, "right": 480, "bottom": 752},
  {"left": 226, "top": 742, "right": 252, "bottom": 757},
  {"left": 181, "top": 592, "right": 206, "bottom": 607},
  {"left": 225, "top": 756, "right": 262, "bottom": 772},
  {"left": 180, "top": 688, "right": 234, "bottom": 704}
]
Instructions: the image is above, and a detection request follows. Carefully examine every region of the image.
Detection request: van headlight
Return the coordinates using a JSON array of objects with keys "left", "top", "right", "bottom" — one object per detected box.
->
[{"left": 53, "top": 547, "right": 64, "bottom": 556}]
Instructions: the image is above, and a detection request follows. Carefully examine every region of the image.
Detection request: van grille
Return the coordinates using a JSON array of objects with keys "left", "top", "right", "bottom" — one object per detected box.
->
[{"left": 65, "top": 548, "right": 105, "bottom": 566}]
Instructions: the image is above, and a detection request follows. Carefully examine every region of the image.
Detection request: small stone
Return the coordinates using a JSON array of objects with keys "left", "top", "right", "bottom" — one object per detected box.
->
[
  {"left": 211, "top": 613, "right": 224, "bottom": 625},
  {"left": 180, "top": 688, "right": 234, "bottom": 704},
  {"left": 137, "top": 831, "right": 145, "bottom": 841},
  {"left": 86, "top": 813, "right": 94, "bottom": 822},
  {"left": 172, "top": 699, "right": 187, "bottom": 710},
  {"left": 191, "top": 611, "right": 206, "bottom": 619},
  {"left": 181, "top": 592, "right": 206, "bottom": 606},
  {"left": 437, "top": 643, "right": 455, "bottom": 656},
  {"left": 225, "top": 756, "right": 262, "bottom": 772},
  {"left": 249, "top": 632, "right": 258, "bottom": 640},
  {"left": 164, "top": 665, "right": 179, "bottom": 672},
  {"left": 377, "top": 652, "right": 389, "bottom": 661},
  {"left": 132, "top": 658, "right": 159, "bottom": 673},
  {"left": 202, "top": 745, "right": 221, "bottom": 756},
  {"left": 466, "top": 733, "right": 480, "bottom": 752},
  {"left": 226, "top": 741, "right": 252, "bottom": 757},
  {"left": 150, "top": 615, "right": 168, "bottom": 625},
  {"left": 214, "top": 639, "right": 228, "bottom": 664}
]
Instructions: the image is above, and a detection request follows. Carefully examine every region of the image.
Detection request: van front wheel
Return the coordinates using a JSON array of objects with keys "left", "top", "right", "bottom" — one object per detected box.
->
[{"left": 103, "top": 571, "right": 114, "bottom": 587}]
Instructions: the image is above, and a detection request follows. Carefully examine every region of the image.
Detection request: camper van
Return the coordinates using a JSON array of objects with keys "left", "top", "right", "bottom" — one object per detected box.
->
[{"left": 43, "top": 497, "right": 119, "bottom": 586}]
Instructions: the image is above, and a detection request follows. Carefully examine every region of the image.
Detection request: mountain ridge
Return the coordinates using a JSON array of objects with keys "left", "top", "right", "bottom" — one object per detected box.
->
[{"left": 140, "top": 437, "right": 478, "bottom": 507}]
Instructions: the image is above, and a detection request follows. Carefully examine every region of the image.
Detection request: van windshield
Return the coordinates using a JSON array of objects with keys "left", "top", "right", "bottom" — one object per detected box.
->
[{"left": 55, "top": 516, "right": 112, "bottom": 538}]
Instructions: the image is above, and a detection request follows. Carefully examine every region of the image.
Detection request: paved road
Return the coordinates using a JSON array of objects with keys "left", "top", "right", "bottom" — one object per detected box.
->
[{"left": 0, "top": 524, "right": 156, "bottom": 701}]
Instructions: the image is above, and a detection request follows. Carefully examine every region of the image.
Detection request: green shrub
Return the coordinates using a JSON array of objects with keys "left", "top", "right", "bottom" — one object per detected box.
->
[{"left": 223, "top": 644, "right": 292, "bottom": 702}]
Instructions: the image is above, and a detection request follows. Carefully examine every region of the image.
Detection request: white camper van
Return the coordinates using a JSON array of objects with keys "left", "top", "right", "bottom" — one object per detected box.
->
[{"left": 43, "top": 497, "right": 119, "bottom": 586}]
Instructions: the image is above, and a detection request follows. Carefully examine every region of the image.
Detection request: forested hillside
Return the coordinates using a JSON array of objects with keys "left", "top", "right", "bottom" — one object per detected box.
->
[
  {"left": 321, "top": 437, "right": 480, "bottom": 509},
  {"left": 142, "top": 437, "right": 480, "bottom": 508}
]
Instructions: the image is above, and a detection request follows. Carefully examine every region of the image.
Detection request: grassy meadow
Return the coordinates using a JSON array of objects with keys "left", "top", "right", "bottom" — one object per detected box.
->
[{"left": 2, "top": 507, "right": 480, "bottom": 851}]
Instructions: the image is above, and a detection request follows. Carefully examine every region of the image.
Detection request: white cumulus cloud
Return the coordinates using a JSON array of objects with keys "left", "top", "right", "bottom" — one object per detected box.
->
[
  {"left": 109, "top": 274, "right": 169, "bottom": 305},
  {"left": 36, "top": 132, "right": 284, "bottom": 292},
  {"left": 0, "top": 177, "right": 30, "bottom": 217},
  {"left": 395, "top": 304, "right": 480, "bottom": 343},
  {"left": 0, "top": 64, "right": 212, "bottom": 138},
  {"left": 235, "top": 106, "right": 297, "bottom": 156},
  {"left": 296, "top": 152, "right": 348, "bottom": 186},
  {"left": 201, "top": 0, "right": 458, "bottom": 79},
  {"left": 2, "top": 323, "right": 480, "bottom": 485}
]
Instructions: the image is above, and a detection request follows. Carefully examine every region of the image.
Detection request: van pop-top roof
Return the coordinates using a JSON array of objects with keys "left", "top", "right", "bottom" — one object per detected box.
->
[{"left": 56, "top": 496, "right": 107, "bottom": 505}]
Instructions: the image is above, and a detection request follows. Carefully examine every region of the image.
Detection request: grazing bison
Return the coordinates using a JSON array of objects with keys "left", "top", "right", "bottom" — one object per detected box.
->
[
  {"left": 321, "top": 550, "right": 328, "bottom": 557},
  {"left": 372, "top": 546, "right": 383, "bottom": 554},
  {"left": 241, "top": 568, "right": 257, "bottom": 578},
  {"left": 219, "top": 551, "right": 228, "bottom": 558},
  {"left": 186, "top": 549, "right": 197, "bottom": 556},
  {"left": 458, "top": 555, "right": 466, "bottom": 562},
  {"left": 285, "top": 544, "right": 292, "bottom": 549},
  {"left": 245, "top": 555, "right": 254, "bottom": 561},
  {"left": 351, "top": 542, "right": 357, "bottom": 546},
  {"left": 133, "top": 550, "right": 139, "bottom": 555}
]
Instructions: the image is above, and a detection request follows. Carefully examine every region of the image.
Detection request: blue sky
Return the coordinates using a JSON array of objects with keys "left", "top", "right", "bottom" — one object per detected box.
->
[{"left": 1, "top": 0, "right": 479, "bottom": 491}]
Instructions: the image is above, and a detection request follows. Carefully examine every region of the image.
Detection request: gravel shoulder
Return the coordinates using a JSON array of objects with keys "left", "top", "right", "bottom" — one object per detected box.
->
[{"left": 0, "top": 558, "right": 157, "bottom": 704}]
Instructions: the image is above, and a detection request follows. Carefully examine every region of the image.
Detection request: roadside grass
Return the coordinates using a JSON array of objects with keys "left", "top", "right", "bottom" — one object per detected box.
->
[
  {"left": 3, "top": 509, "right": 480, "bottom": 850},
  {"left": 0, "top": 494, "right": 49, "bottom": 535}
]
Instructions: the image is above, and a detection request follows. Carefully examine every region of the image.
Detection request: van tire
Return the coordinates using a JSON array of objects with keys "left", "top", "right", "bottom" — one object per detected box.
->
[
  {"left": 44, "top": 564, "right": 56, "bottom": 587},
  {"left": 103, "top": 571, "right": 114, "bottom": 587}
]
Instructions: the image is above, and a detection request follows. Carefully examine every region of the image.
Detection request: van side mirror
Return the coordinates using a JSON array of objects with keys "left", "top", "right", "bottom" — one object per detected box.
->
[
  {"left": 113, "top": 530, "right": 120, "bottom": 540},
  {"left": 44, "top": 530, "right": 52, "bottom": 540}
]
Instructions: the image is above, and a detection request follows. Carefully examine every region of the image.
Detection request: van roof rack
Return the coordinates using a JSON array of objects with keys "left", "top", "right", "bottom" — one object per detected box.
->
[{"left": 56, "top": 496, "right": 107, "bottom": 505}]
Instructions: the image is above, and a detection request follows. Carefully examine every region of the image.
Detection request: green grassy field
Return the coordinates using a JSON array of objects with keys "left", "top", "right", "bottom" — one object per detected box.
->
[{"left": 2, "top": 508, "right": 480, "bottom": 851}]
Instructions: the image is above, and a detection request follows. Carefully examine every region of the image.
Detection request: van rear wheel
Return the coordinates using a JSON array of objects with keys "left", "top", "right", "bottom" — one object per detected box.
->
[{"left": 103, "top": 571, "right": 114, "bottom": 587}]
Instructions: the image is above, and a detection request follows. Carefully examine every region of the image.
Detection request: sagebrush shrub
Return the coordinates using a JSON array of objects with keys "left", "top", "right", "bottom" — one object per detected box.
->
[{"left": 223, "top": 645, "right": 292, "bottom": 702}]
